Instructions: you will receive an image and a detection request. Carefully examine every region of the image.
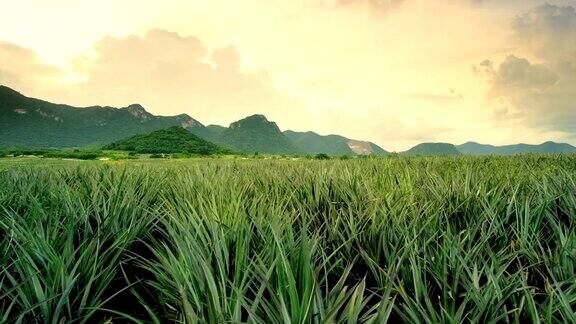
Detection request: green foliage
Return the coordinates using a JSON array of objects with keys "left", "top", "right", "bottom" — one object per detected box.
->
[
  {"left": 43, "top": 151, "right": 100, "bottom": 160},
  {"left": 1, "top": 155, "right": 576, "bottom": 322},
  {"left": 103, "top": 126, "right": 226, "bottom": 155},
  {"left": 0, "top": 148, "right": 103, "bottom": 160},
  {"left": 0, "top": 166, "right": 160, "bottom": 322},
  {"left": 314, "top": 153, "right": 331, "bottom": 160}
]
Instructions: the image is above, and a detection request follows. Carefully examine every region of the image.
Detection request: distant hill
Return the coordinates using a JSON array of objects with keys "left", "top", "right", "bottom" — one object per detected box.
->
[
  {"left": 404, "top": 143, "right": 461, "bottom": 156},
  {"left": 103, "top": 126, "right": 224, "bottom": 154},
  {"left": 0, "top": 85, "right": 207, "bottom": 148},
  {"left": 457, "top": 141, "right": 576, "bottom": 155},
  {"left": 214, "top": 115, "right": 299, "bottom": 154},
  {"left": 284, "top": 130, "right": 388, "bottom": 156}
]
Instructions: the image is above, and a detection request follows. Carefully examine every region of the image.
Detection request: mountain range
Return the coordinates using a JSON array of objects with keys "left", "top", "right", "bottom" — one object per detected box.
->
[
  {"left": 456, "top": 141, "right": 576, "bottom": 155},
  {"left": 0, "top": 85, "right": 203, "bottom": 148},
  {"left": 1, "top": 85, "right": 575, "bottom": 156},
  {"left": 0, "top": 85, "right": 386, "bottom": 155}
]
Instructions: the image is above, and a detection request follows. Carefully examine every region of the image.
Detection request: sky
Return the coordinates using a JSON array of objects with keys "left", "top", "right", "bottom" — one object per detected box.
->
[{"left": 1, "top": 0, "right": 576, "bottom": 151}]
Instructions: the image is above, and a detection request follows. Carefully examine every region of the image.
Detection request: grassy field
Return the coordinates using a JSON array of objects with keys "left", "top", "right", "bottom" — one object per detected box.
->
[{"left": 0, "top": 155, "right": 575, "bottom": 323}]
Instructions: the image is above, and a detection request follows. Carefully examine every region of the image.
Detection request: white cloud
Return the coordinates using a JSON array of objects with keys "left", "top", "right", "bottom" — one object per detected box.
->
[{"left": 480, "top": 5, "right": 576, "bottom": 134}]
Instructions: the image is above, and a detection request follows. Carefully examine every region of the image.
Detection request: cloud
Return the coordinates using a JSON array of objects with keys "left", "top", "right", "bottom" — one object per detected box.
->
[
  {"left": 512, "top": 4, "right": 576, "bottom": 62},
  {"left": 0, "top": 41, "right": 63, "bottom": 93},
  {"left": 211, "top": 46, "right": 241, "bottom": 73},
  {"left": 0, "top": 29, "right": 308, "bottom": 127},
  {"left": 66, "top": 29, "right": 306, "bottom": 125},
  {"left": 486, "top": 55, "right": 558, "bottom": 91},
  {"left": 479, "top": 4, "right": 576, "bottom": 134}
]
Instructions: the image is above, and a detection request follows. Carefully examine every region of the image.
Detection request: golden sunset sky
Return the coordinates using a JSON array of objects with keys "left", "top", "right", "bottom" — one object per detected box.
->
[{"left": 1, "top": 0, "right": 576, "bottom": 151}]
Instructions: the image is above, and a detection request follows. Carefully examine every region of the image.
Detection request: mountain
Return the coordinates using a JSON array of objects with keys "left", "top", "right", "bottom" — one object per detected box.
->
[
  {"left": 103, "top": 126, "right": 224, "bottom": 154},
  {"left": 457, "top": 141, "right": 576, "bottom": 155},
  {"left": 0, "top": 85, "right": 207, "bottom": 148},
  {"left": 284, "top": 130, "right": 388, "bottom": 156},
  {"left": 404, "top": 143, "right": 461, "bottom": 156},
  {"left": 213, "top": 114, "right": 298, "bottom": 154},
  {"left": 456, "top": 142, "right": 499, "bottom": 155},
  {"left": 204, "top": 125, "right": 227, "bottom": 139}
]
